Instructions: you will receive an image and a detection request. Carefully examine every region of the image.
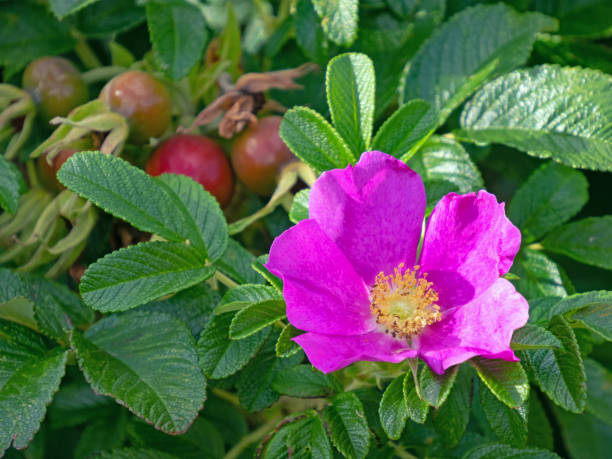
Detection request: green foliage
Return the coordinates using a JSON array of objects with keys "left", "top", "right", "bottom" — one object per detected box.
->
[
  {"left": 479, "top": 384, "right": 528, "bottom": 447},
  {"left": 50, "top": 0, "right": 100, "bottom": 18},
  {"left": 323, "top": 392, "right": 370, "bottom": 459},
  {"left": 458, "top": 65, "right": 612, "bottom": 171},
  {"left": 289, "top": 188, "right": 310, "bottom": 223},
  {"left": 433, "top": 364, "right": 473, "bottom": 448},
  {"left": 272, "top": 364, "right": 341, "bottom": 398},
  {"left": 379, "top": 375, "right": 408, "bottom": 439},
  {"left": 312, "top": 0, "right": 358, "bottom": 46},
  {"left": 471, "top": 358, "right": 529, "bottom": 408},
  {"left": 0, "top": 155, "right": 22, "bottom": 215}
]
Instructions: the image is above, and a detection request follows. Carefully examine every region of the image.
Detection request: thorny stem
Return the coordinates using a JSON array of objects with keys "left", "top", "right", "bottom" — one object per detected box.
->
[{"left": 224, "top": 413, "right": 283, "bottom": 459}]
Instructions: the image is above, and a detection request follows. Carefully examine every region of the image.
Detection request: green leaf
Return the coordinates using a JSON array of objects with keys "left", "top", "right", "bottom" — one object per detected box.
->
[
  {"left": 289, "top": 189, "right": 310, "bottom": 224},
  {"left": 572, "top": 303, "right": 612, "bottom": 341},
  {"left": 73, "top": 0, "right": 145, "bottom": 38},
  {"left": 75, "top": 410, "right": 128, "bottom": 459},
  {"left": 534, "top": 0, "right": 612, "bottom": 38},
  {"left": 511, "top": 324, "right": 562, "bottom": 350},
  {"left": 79, "top": 242, "right": 215, "bottom": 312},
  {"left": 508, "top": 162, "right": 589, "bottom": 243},
  {"left": 71, "top": 311, "right": 206, "bottom": 434},
  {"left": 217, "top": 284, "right": 282, "bottom": 314},
  {"left": 276, "top": 323, "right": 303, "bottom": 358},
  {"left": 553, "top": 407, "right": 611, "bottom": 459},
  {"left": 0, "top": 321, "right": 68, "bottom": 455},
  {"left": 201, "top": 394, "right": 247, "bottom": 446},
  {"left": 511, "top": 249, "right": 567, "bottom": 300},
  {"left": 479, "top": 384, "right": 528, "bottom": 447},
  {"left": 146, "top": 0, "right": 208, "bottom": 80},
  {"left": 527, "top": 394, "right": 554, "bottom": 450},
  {"left": 252, "top": 255, "right": 283, "bottom": 293},
  {"left": 408, "top": 136, "right": 483, "bottom": 209},
  {"left": 371, "top": 99, "right": 436, "bottom": 161},
  {"left": 47, "top": 380, "right": 115, "bottom": 429},
  {"left": 272, "top": 364, "right": 340, "bottom": 398},
  {"left": 280, "top": 107, "right": 355, "bottom": 172},
  {"left": 58, "top": 153, "right": 184, "bottom": 243},
  {"left": 462, "top": 443, "right": 560, "bottom": 459},
  {"left": 542, "top": 216, "right": 612, "bottom": 270},
  {"left": 522, "top": 316, "right": 586, "bottom": 413},
  {"left": 215, "top": 239, "right": 264, "bottom": 284},
  {"left": 0, "top": 156, "right": 22, "bottom": 215},
  {"left": 294, "top": 0, "right": 329, "bottom": 64},
  {"left": 263, "top": 412, "right": 332, "bottom": 459},
  {"left": 584, "top": 358, "right": 612, "bottom": 424},
  {"left": 401, "top": 4, "right": 555, "bottom": 125},
  {"left": 229, "top": 299, "right": 286, "bottom": 339},
  {"left": 548, "top": 290, "right": 612, "bottom": 318},
  {"left": 50, "top": 0, "right": 100, "bottom": 18},
  {"left": 323, "top": 392, "right": 370, "bottom": 459},
  {"left": 471, "top": 358, "right": 529, "bottom": 408},
  {"left": 403, "top": 370, "right": 429, "bottom": 423},
  {"left": 93, "top": 448, "right": 178, "bottom": 459},
  {"left": 457, "top": 65, "right": 612, "bottom": 171},
  {"left": 326, "top": 53, "right": 375, "bottom": 156},
  {"left": 197, "top": 312, "right": 269, "bottom": 379},
  {"left": 433, "top": 364, "right": 473, "bottom": 448},
  {"left": 419, "top": 364, "right": 458, "bottom": 408},
  {"left": 154, "top": 173, "right": 228, "bottom": 262},
  {"left": 0, "top": 3, "right": 74, "bottom": 76},
  {"left": 312, "top": 0, "right": 358, "bottom": 46},
  {"left": 237, "top": 332, "right": 303, "bottom": 412},
  {"left": 379, "top": 375, "right": 408, "bottom": 440}
]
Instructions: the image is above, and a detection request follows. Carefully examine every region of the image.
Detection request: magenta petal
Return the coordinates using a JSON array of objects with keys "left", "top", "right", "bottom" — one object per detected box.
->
[
  {"left": 266, "top": 219, "right": 374, "bottom": 335},
  {"left": 417, "top": 278, "right": 528, "bottom": 374},
  {"left": 419, "top": 191, "right": 521, "bottom": 307},
  {"left": 309, "top": 151, "right": 426, "bottom": 286},
  {"left": 294, "top": 331, "right": 417, "bottom": 373}
]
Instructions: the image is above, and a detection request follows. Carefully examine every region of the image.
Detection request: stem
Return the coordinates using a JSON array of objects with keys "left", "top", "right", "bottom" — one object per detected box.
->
[
  {"left": 212, "top": 388, "right": 241, "bottom": 408},
  {"left": 81, "top": 66, "right": 126, "bottom": 84},
  {"left": 407, "top": 358, "right": 422, "bottom": 399},
  {"left": 72, "top": 30, "right": 102, "bottom": 69},
  {"left": 26, "top": 160, "right": 39, "bottom": 189},
  {"left": 390, "top": 442, "right": 419, "bottom": 459},
  {"left": 224, "top": 415, "right": 282, "bottom": 459},
  {"left": 215, "top": 270, "right": 239, "bottom": 289}
]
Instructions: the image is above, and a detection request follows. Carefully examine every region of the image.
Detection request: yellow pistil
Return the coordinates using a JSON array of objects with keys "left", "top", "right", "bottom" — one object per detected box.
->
[{"left": 370, "top": 263, "right": 442, "bottom": 340}]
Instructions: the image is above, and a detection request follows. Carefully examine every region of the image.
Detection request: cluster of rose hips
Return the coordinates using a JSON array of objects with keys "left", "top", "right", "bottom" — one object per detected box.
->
[{"left": 27, "top": 57, "right": 296, "bottom": 208}]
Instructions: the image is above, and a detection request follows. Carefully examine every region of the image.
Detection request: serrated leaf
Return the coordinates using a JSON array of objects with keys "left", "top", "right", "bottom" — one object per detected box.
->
[
  {"left": 263, "top": 412, "right": 332, "bottom": 459},
  {"left": 73, "top": 0, "right": 145, "bottom": 38},
  {"left": 379, "top": 375, "right": 408, "bottom": 440},
  {"left": 433, "top": 364, "right": 472, "bottom": 448},
  {"left": 229, "top": 299, "right": 285, "bottom": 339},
  {"left": 280, "top": 107, "right": 355, "bottom": 173},
  {"left": 215, "top": 238, "right": 264, "bottom": 285},
  {"left": 548, "top": 290, "right": 612, "bottom": 318},
  {"left": 401, "top": 4, "right": 554, "bottom": 125},
  {"left": 276, "top": 323, "right": 303, "bottom": 358},
  {"left": 522, "top": 316, "right": 586, "bottom": 413},
  {"left": 79, "top": 241, "right": 215, "bottom": 312},
  {"left": 458, "top": 65, "right": 612, "bottom": 171},
  {"left": 323, "top": 392, "right": 370, "bottom": 459},
  {"left": 419, "top": 365, "right": 458, "bottom": 408},
  {"left": 154, "top": 173, "right": 228, "bottom": 262},
  {"left": 289, "top": 189, "right": 310, "bottom": 224},
  {"left": 471, "top": 358, "right": 529, "bottom": 408},
  {"left": 508, "top": 162, "right": 588, "bottom": 243},
  {"left": 237, "top": 332, "right": 303, "bottom": 412},
  {"left": 0, "top": 3, "right": 74, "bottom": 76},
  {"left": 50, "top": 0, "right": 99, "bottom": 18},
  {"left": 197, "top": 312, "right": 269, "bottom": 379},
  {"left": 462, "top": 443, "right": 560, "bottom": 459},
  {"left": 0, "top": 155, "right": 22, "bottom": 215},
  {"left": 403, "top": 371, "right": 429, "bottom": 423},
  {"left": 272, "top": 364, "right": 340, "bottom": 398},
  {"left": 146, "top": 0, "right": 208, "bottom": 80},
  {"left": 584, "top": 358, "right": 612, "bottom": 424},
  {"left": 71, "top": 311, "right": 206, "bottom": 434},
  {"left": 312, "top": 0, "right": 358, "bottom": 46},
  {"left": 542, "top": 216, "right": 612, "bottom": 270},
  {"left": 58, "top": 153, "right": 185, "bottom": 242},
  {"left": 0, "top": 321, "right": 68, "bottom": 455},
  {"left": 371, "top": 99, "right": 436, "bottom": 161},
  {"left": 511, "top": 249, "right": 567, "bottom": 300},
  {"left": 572, "top": 303, "right": 612, "bottom": 341},
  {"left": 294, "top": 0, "right": 329, "bottom": 64},
  {"left": 511, "top": 324, "right": 562, "bottom": 350},
  {"left": 217, "top": 284, "right": 281, "bottom": 314},
  {"left": 252, "top": 255, "right": 283, "bottom": 293},
  {"left": 326, "top": 53, "right": 375, "bottom": 156},
  {"left": 479, "top": 384, "right": 528, "bottom": 447}
]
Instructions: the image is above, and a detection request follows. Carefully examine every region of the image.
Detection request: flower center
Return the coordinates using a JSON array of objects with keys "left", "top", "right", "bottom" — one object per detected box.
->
[{"left": 370, "top": 263, "right": 442, "bottom": 340}]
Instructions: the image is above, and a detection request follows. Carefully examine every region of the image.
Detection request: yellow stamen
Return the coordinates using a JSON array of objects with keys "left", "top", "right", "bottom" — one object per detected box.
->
[{"left": 370, "top": 263, "right": 442, "bottom": 340}]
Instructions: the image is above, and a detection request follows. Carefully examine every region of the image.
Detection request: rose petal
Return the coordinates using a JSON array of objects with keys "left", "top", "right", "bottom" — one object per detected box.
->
[
  {"left": 266, "top": 219, "right": 374, "bottom": 335},
  {"left": 417, "top": 278, "right": 528, "bottom": 374},
  {"left": 309, "top": 151, "right": 426, "bottom": 286},
  {"left": 419, "top": 191, "right": 521, "bottom": 307},
  {"left": 294, "top": 331, "right": 417, "bottom": 373}
]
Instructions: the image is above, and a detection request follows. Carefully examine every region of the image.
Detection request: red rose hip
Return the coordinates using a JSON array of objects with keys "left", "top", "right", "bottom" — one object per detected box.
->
[
  {"left": 146, "top": 134, "right": 234, "bottom": 208},
  {"left": 231, "top": 116, "right": 296, "bottom": 196}
]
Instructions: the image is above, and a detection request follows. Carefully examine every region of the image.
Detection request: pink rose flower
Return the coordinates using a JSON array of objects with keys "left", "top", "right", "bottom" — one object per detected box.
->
[{"left": 266, "top": 151, "right": 528, "bottom": 374}]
